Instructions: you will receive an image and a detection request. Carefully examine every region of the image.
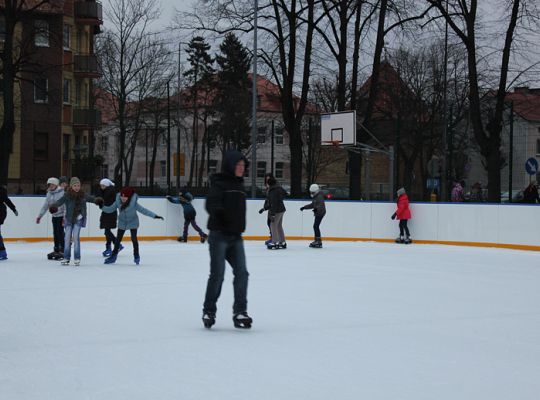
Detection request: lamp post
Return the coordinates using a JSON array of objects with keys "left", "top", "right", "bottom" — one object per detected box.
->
[{"left": 250, "top": 0, "right": 258, "bottom": 198}]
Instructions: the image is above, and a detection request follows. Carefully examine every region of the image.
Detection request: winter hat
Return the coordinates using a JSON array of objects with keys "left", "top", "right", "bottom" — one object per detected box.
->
[
  {"left": 47, "top": 177, "right": 60, "bottom": 186},
  {"left": 120, "top": 187, "right": 135, "bottom": 199},
  {"left": 309, "top": 184, "right": 320, "bottom": 194},
  {"left": 59, "top": 176, "right": 68, "bottom": 185},
  {"left": 100, "top": 178, "right": 115, "bottom": 187},
  {"left": 397, "top": 187, "right": 406, "bottom": 197},
  {"left": 70, "top": 177, "right": 81, "bottom": 186}
]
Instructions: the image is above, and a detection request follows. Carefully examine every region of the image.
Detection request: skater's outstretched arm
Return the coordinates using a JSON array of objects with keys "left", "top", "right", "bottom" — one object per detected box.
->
[
  {"left": 166, "top": 195, "right": 181, "bottom": 204},
  {"left": 135, "top": 203, "right": 158, "bottom": 219}
]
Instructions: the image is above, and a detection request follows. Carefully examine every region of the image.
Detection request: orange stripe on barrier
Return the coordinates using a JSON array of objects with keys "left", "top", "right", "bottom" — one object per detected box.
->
[{"left": 4, "top": 236, "right": 540, "bottom": 252}]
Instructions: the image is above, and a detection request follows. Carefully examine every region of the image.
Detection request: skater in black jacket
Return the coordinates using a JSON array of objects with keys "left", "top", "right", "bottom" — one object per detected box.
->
[
  {"left": 99, "top": 178, "right": 118, "bottom": 257},
  {"left": 202, "top": 150, "right": 252, "bottom": 329},
  {"left": 0, "top": 185, "right": 18, "bottom": 261},
  {"left": 300, "top": 183, "right": 326, "bottom": 248},
  {"left": 259, "top": 177, "right": 287, "bottom": 249}
]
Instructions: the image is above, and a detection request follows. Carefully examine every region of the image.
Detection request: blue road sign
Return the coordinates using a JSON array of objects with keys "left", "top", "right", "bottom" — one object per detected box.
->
[{"left": 525, "top": 158, "right": 538, "bottom": 175}]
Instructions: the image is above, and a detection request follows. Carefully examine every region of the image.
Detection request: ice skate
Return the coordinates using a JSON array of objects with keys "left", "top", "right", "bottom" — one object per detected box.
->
[
  {"left": 233, "top": 312, "right": 252, "bottom": 329},
  {"left": 48, "top": 251, "right": 63, "bottom": 260},
  {"left": 309, "top": 238, "right": 322, "bottom": 248},
  {"left": 74, "top": 259, "right": 80, "bottom": 266},
  {"left": 104, "top": 254, "right": 117, "bottom": 264},
  {"left": 202, "top": 312, "right": 216, "bottom": 329},
  {"left": 395, "top": 236, "right": 405, "bottom": 244},
  {"left": 177, "top": 236, "right": 188, "bottom": 243},
  {"left": 61, "top": 259, "right": 70, "bottom": 265},
  {"left": 134, "top": 256, "right": 140, "bottom": 265},
  {"left": 264, "top": 237, "right": 272, "bottom": 246},
  {"left": 277, "top": 242, "right": 287, "bottom": 249},
  {"left": 102, "top": 245, "right": 112, "bottom": 257},
  {"left": 404, "top": 236, "right": 412, "bottom": 244},
  {"left": 266, "top": 242, "right": 277, "bottom": 250},
  {"left": 0, "top": 250, "right": 7, "bottom": 261}
]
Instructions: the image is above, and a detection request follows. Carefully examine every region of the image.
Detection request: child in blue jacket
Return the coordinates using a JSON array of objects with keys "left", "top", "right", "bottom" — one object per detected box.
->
[
  {"left": 167, "top": 190, "right": 207, "bottom": 243},
  {"left": 101, "top": 187, "right": 163, "bottom": 265}
]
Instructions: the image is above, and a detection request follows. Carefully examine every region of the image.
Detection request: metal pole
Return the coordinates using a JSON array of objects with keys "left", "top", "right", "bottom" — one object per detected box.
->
[
  {"left": 145, "top": 128, "right": 148, "bottom": 187},
  {"left": 509, "top": 101, "right": 514, "bottom": 202},
  {"left": 442, "top": 0, "right": 449, "bottom": 201},
  {"left": 250, "top": 0, "right": 258, "bottom": 198},
  {"left": 167, "top": 81, "right": 171, "bottom": 194},
  {"left": 176, "top": 42, "right": 181, "bottom": 190},
  {"left": 271, "top": 119, "right": 275, "bottom": 175},
  {"left": 388, "top": 145, "right": 394, "bottom": 201}
]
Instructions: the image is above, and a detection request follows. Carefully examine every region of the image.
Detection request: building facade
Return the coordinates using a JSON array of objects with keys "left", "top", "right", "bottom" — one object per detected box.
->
[{"left": 1, "top": 0, "right": 102, "bottom": 193}]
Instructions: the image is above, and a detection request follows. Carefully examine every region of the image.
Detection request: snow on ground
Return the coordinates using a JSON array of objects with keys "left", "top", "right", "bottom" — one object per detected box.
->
[{"left": 1, "top": 240, "right": 539, "bottom": 400}]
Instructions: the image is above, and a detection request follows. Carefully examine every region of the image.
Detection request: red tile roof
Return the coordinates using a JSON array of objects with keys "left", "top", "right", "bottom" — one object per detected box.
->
[{"left": 506, "top": 88, "right": 540, "bottom": 122}]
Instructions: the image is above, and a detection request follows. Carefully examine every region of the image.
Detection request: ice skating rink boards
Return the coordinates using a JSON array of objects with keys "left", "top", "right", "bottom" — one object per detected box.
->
[{"left": 4, "top": 196, "right": 540, "bottom": 251}]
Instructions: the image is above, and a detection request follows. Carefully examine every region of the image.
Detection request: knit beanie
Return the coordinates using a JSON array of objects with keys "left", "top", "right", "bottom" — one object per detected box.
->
[
  {"left": 120, "top": 187, "right": 135, "bottom": 198},
  {"left": 397, "top": 187, "right": 406, "bottom": 197},
  {"left": 100, "top": 178, "right": 115, "bottom": 187},
  {"left": 47, "top": 177, "right": 60, "bottom": 186},
  {"left": 59, "top": 176, "right": 68, "bottom": 184},
  {"left": 70, "top": 177, "right": 81, "bottom": 186}
]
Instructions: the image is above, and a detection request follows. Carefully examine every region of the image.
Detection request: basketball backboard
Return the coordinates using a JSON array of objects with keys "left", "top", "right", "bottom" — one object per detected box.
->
[{"left": 320, "top": 110, "right": 356, "bottom": 146}]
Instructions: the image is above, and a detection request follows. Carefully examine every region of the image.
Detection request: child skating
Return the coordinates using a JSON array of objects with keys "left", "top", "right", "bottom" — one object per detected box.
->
[
  {"left": 101, "top": 187, "right": 163, "bottom": 265},
  {"left": 0, "top": 185, "right": 18, "bottom": 261},
  {"left": 50, "top": 177, "right": 102, "bottom": 266},
  {"left": 98, "top": 178, "right": 118, "bottom": 256},
  {"left": 392, "top": 187, "right": 412, "bottom": 244},
  {"left": 300, "top": 183, "right": 326, "bottom": 248},
  {"left": 166, "top": 189, "right": 207, "bottom": 243},
  {"left": 36, "top": 177, "right": 66, "bottom": 260}
]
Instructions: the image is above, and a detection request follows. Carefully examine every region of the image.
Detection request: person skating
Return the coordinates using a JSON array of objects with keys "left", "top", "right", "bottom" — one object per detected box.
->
[
  {"left": 36, "top": 177, "right": 65, "bottom": 260},
  {"left": 101, "top": 187, "right": 163, "bottom": 265},
  {"left": 391, "top": 187, "right": 412, "bottom": 244},
  {"left": 166, "top": 189, "right": 207, "bottom": 243},
  {"left": 49, "top": 177, "right": 103, "bottom": 266},
  {"left": 202, "top": 150, "right": 252, "bottom": 329},
  {"left": 0, "top": 185, "right": 18, "bottom": 261},
  {"left": 261, "top": 173, "right": 274, "bottom": 246},
  {"left": 98, "top": 178, "right": 118, "bottom": 256},
  {"left": 259, "top": 176, "right": 287, "bottom": 249},
  {"left": 300, "top": 183, "right": 326, "bottom": 248}
]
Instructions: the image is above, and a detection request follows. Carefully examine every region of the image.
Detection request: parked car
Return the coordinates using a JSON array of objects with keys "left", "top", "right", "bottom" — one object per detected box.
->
[
  {"left": 321, "top": 186, "right": 349, "bottom": 200},
  {"left": 500, "top": 190, "right": 524, "bottom": 203}
]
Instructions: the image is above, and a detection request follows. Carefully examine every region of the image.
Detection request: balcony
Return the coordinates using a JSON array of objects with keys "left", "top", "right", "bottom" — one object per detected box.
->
[
  {"left": 74, "top": 54, "right": 101, "bottom": 77},
  {"left": 73, "top": 108, "right": 101, "bottom": 128},
  {"left": 74, "top": 1, "right": 103, "bottom": 25}
]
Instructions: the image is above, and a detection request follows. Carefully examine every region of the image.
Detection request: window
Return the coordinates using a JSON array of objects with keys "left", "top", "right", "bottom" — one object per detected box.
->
[
  {"left": 257, "top": 161, "right": 266, "bottom": 178},
  {"left": 275, "top": 127, "right": 284, "bottom": 145},
  {"left": 76, "top": 27, "right": 83, "bottom": 52},
  {"left": 63, "top": 24, "right": 71, "bottom": 50},
  {"left": 275, "top": 162, "right": 284, "bottom": 179},
  {"left": 0, "top": 15, "right": 6, "bottom": 42},
  {"left": 537, "top": 139, "right": 540, "bottom": 156},
  {"left": 208, "top": 159, "right": 218, "bottom": 175},
  {"left": 34, "top": 20, "right": 49, "bottom": 47},
  {"left": 63, "top": 79, "right": 71, "bottom": 104},
  {"left": 160, "top": 160, "right": 166, "bottom": 177},
  {"left": 100, "top": 136, "right": 108, "bottom": 152},
  {"left": 34, "top": 78, "right": 48, "bottom": 103},
  {"left": 63, "top": 134, "right": 70, "bottom": 160},
  {"left": 34, "top": 132, "right": 48, "bottom": 160},
  {"left": 257, "top": 126, "right": 266, "bottom": 144},
  {"left": 100, "top": 164, "right": 108, "bottom": 178}
]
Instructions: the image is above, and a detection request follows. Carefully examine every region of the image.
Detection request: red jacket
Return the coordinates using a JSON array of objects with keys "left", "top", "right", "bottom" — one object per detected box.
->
[{"left": 396, "top": 194, "right": 411, "bottom": 220}]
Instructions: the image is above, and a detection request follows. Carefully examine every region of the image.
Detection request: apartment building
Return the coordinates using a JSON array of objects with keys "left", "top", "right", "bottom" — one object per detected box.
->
[{"left": 0, "top": 0, "right": 102, "bottom": 193}]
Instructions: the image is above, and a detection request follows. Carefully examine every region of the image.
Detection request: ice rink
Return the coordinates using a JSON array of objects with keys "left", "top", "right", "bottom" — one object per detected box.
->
[{"left": 1, "top": 240, "right": 539, "bottom": 400}]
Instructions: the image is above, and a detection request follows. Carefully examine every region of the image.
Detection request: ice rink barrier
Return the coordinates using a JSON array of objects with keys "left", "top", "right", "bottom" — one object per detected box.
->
[{"left": 3, "top": 196, "right": 540, "bottom": 251}]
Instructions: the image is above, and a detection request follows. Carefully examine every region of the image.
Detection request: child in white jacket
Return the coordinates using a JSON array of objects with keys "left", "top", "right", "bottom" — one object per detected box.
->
[{"left": 36, "top": 177, "right": 66, "bottom": 260}]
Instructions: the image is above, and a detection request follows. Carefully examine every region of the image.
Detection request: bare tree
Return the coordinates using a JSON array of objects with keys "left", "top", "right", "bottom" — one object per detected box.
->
[
  {"left": 96, "top": 0, "right": 162, "bottom": 187},
  {"left": 0, "top": 0, "right": 61, "bottom": 185},
  {"left": 423, "top": 0, "right": 540, "bottom": 202}
]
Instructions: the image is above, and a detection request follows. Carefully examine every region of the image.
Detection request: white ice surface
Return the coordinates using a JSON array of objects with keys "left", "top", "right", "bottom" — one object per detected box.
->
[{"left": 1, "top": 240, "right": 539, "bottom": 400}]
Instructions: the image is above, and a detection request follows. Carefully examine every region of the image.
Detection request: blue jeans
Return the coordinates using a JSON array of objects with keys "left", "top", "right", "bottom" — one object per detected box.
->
[
  {"left": 203, "top": 231, "right": 249, "bottom": 315},
  {"left": 64, "top": 221, "right": 83, "bottom": 260}
]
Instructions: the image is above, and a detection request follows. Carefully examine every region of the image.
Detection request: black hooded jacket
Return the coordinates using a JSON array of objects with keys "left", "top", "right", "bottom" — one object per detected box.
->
[
  {"left": 205, "top": 150, "right": 248, "bottom": 234},
  {"left": 0, "top": 186, "right": 17, "bottom": 225}
]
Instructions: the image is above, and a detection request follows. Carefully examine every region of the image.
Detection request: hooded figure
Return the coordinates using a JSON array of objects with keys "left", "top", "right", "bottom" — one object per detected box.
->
[{"left": 202, "top": 150, "right": 252, "bottom": 329}]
